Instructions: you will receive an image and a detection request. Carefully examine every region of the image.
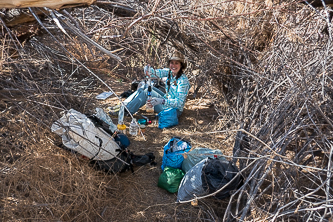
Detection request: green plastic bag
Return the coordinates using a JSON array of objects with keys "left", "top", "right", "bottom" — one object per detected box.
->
[{"left": 158, "top": 167, "right": 185, "bottom": 193}]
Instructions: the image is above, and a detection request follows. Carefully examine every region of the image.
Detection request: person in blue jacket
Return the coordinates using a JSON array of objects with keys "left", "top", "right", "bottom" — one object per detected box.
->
[{"left": 121, "top": 51, "right": 190, "bottom": 117}]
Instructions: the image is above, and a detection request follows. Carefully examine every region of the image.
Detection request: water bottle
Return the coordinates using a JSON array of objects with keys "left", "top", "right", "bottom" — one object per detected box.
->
[
  {"left": 146, "top": 86, "right": 154, "bottom": 113},
  {"left": 129, "top": 118, "right": 139, "bottom": 136},
  {"left": 95, "top": 108, "right": 117, "bottom": 133},
  {"left": 117, "top": 104, "right": 126, "bottom": 134},
  {"left": 118, "top": 103, "right": 125, "bottom": 124}
]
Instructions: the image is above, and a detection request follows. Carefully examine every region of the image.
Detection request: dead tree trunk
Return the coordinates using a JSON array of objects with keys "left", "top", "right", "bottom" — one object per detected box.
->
[{"left": 0, "top": 0, "right": 95, "bottom": 9}]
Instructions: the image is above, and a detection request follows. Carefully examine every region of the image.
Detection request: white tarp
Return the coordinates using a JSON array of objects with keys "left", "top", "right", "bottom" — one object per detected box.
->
[
  {"left": 177, "top": 158, "right": 209, "bottom": 202},
  {"left": 51, "top": 109, "right": 120, "bottom": 160}
]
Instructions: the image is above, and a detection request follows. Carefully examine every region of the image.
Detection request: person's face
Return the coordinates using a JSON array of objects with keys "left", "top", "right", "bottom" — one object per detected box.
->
[{"left": 169, "top": 60, "right": 181, "bottom": 75}]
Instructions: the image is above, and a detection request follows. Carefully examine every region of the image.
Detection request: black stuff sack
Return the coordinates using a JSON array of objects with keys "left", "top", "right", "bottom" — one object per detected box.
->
[
  {"left": 114, "top": 133, "right": 130, "bottom": 149},
  {"left": 201, "top": 158, "right": 243, "bottom": 200},
  {"left": 92, "top": 150, "right": 133, "bottom": 174},
  {"left": 120, "top": 90, "right": 134, "bottom": 98},
  {"left": 132, "top": 152, "right": 156, "bottom": 166},
  {"left": 92, "top": 151, "right": 156, "bottom": 174}
]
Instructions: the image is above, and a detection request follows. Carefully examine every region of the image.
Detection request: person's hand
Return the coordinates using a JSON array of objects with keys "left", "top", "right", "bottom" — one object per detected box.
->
[
  {"left": 144, "top": 65, "right": 151, "bottom": 78},
  {"left": 148, "top": 97, "right": 165, "bottom": 106}
]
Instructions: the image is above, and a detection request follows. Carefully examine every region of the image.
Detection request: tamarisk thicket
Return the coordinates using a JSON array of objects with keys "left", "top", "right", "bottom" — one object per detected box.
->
[{"left": 1, "top": 0, "right": 333, "bottom": 221}]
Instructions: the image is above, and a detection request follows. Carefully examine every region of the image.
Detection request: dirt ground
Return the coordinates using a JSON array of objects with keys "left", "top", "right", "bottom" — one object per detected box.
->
[
  {"left": 0, "top": 72, "right": 235, "bottom": 221},
  {"left": 88, "top": 77, "right": 235, "bottom": 221}
]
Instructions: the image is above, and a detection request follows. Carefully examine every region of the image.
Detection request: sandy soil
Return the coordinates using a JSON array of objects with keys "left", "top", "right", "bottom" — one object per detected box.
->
[
  {"left": 0, "top": 73, "right": 234, "bottom": 221},
  {"left": 88, "top": 78, "right": 234, "bottom": 221}
]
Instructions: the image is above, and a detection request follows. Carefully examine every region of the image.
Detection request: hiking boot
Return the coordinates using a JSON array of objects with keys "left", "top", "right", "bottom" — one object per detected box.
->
[
  {"left": 107, "top": 104, "right": 120, "bottom": 116},
  {"left": 108, "top": 110, "right": 119, "bottom": 116},
  {"left": 107, "top": 106, "right": 130, "bottom": 117},
  {"left": 108, "top": 103, "right": 121, "bottom": 111}
]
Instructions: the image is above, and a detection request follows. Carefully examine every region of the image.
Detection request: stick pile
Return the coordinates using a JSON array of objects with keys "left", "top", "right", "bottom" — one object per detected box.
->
[{"left": 1, "top": 0, "right": 333, "bottom": 221}]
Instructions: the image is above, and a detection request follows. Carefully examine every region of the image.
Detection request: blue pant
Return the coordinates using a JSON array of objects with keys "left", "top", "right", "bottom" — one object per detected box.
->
[{"left": 123, "top": 85, "right": 165, "bottom": 114}]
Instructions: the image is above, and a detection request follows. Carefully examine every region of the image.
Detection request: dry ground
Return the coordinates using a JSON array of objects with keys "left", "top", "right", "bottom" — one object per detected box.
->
[
  {"left": 1, "top": 71, "right": 235, "bottom": 221},
  {"left": 3, "top": 1, "right": 332, "bottom": 220},
  {"left": 87, "top": 77, "right": 234, "bottom": 221}
]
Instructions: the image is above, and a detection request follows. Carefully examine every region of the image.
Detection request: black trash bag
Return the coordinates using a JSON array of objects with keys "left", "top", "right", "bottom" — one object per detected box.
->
[{"left": 201, "top": 158, "right": 243, "bottom": 199}]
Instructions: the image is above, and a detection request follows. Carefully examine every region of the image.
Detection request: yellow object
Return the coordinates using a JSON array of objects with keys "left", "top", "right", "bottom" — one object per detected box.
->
[
  {"left": 117, "top": 124, "right": 126, "bottom": 130},
  {"left": 117, "top": 124, "right": 127, "bottom": 134}
]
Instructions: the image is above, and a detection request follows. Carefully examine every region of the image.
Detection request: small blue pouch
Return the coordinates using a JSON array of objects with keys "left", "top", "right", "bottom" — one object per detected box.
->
[{"left": 158, "top": 108, "right": 178, "bottom": 129}]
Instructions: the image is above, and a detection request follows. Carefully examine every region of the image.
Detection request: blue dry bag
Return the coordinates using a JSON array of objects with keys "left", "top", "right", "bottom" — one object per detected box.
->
[
  {"left": 158, "top": 108, "right": 178, "bottom": 129},
  {"left": 161, "top": 137, "right": 191, "bottom": 170}
]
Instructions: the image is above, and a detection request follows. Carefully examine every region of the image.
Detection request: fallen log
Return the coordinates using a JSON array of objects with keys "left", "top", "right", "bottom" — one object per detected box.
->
[
  {"left": 2, "top": 1, "right": 137, "bottom": 28},
  {"left": 0, "top": 0, "right": 95, "bottom": 9}
]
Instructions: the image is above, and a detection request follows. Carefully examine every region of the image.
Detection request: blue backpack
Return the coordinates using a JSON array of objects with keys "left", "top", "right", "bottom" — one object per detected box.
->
[{"left": 161, "top": 137, "right": 191, "bottom": 170}]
